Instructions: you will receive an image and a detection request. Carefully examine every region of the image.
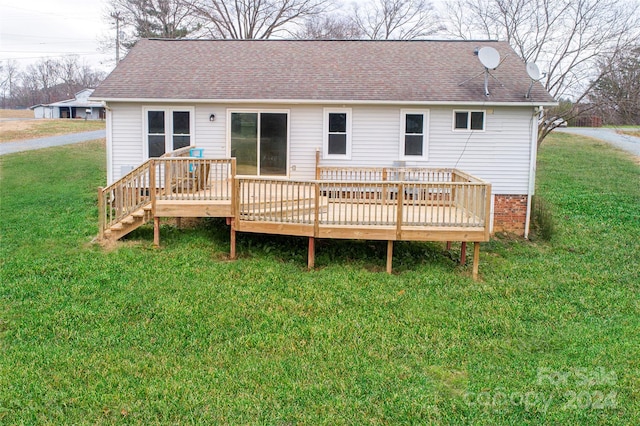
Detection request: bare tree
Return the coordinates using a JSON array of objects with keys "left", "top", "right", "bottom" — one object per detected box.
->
[
  {"left": 295, "top": 13, "right": 362, "bottom": 39},
  {"left": 105, "top": 0, "right": 200, "bottom": 52},
  {"left": 1, "top": 57, "right": 106, "bottom": 109},
  {"left": 188, "top": 0, "right": 332, "bottom": 39},
  {"left": 27, "top": 59, "right": 62, "bottom": 104},
  {"left": 0, "top": 60, "right": 20, "bottom": 109},
  {"left": 58, "top": 56, "right": 107, "bottom": 97},
  {"left": 353, "top": 0, "right": 443, "bottom": 40},
  {"left": 444, "top": 0, "right": 640, "bottom": 145},
  {"left": 590, "top": 45, "right": 640, "bottom": 125}
]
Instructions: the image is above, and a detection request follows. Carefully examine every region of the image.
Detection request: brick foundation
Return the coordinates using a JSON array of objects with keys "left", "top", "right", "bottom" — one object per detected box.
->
[{"left": 493, "top": 195, "right": 528, "bottom": 236}]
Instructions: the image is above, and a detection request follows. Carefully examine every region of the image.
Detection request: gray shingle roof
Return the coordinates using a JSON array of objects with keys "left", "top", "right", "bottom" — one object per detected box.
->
[{"left": 92, "top": 39, "right": 555, "bottom": 104}]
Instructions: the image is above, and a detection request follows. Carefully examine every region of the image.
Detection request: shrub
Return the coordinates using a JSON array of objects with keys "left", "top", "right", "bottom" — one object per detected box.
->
[{"left": 531, "top": 195, "right": 555, "bottom": 241}]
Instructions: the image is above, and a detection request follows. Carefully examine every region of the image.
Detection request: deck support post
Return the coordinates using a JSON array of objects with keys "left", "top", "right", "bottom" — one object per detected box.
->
[
  {"left": 153, "top": 217, "right": 160, "bottom": 247},
  {"left": 176, "top": 217, "right": 182, "bottom": 228},
  {"left": 472, "top": 242, "right": 480, "bottom": 281},
  {"left": 460, "top": 241, "right": 467, "bottom": 265},
  {"left": 386, "top": 240, "right": 393, "bottom": 274},
  {"left": 446, "top": 241, "right": 452, "bottom": 251},
  {"left": 308, "top": 237, "right": 315, "bottom": 270},
  {"left": 230, "top": 219, "right": 237, "bottom": 260}
]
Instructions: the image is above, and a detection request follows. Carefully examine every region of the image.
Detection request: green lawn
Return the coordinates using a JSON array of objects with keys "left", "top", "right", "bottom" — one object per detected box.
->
[
  {"left": 1, "top": 135, "right": 638, "bottom": 424},
  {"left": 0, "top": 119, "right": 105, "bottom": 143}
]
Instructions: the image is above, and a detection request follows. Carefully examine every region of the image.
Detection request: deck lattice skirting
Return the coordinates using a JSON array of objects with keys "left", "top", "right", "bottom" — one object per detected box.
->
[{"left": 98, "top": 148, "right": 492, "bottom": 280}]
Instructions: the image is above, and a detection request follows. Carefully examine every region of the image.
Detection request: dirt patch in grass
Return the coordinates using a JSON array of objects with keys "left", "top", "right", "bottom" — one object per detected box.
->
[
  {"left": 0, "top": 109, "right": 33, "bottom": 119},
  {"left": 0, "top": 118, "right": 105, "bottom": 143}
]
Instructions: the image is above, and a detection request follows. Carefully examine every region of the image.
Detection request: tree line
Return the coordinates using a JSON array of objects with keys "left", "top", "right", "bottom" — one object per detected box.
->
[
  {"left": 3, "top": 0, "right": 638, "bottom": 133},
  {"left": 104, "top": 0, "right": 640, "bottom": 139},
  {"left": 0, "top": 57, "right": 106, "bottom": 110}
]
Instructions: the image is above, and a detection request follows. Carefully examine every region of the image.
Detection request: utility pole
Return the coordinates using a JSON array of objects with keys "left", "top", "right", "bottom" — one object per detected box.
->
[{"left": 110, "top": 11, "right": 123, "bottom": 64}]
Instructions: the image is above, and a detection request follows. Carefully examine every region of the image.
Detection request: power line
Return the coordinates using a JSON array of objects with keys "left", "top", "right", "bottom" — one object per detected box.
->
[{"left": 1, "top": 4, "right": 104, "bottom": 24}]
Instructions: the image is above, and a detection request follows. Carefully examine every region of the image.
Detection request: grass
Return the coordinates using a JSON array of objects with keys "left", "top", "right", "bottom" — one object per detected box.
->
[
  {"left": 0, "top": 109, "right": 33, "bottom": 119},
  {"left": 1, "top": 134, "right": 639, "bottom": 424},
  {"left": 616, "top": 130, "right": 640, "bottom": 138},
  {"left": 0, "top": 119, "right": 105, "bottom": 143}
]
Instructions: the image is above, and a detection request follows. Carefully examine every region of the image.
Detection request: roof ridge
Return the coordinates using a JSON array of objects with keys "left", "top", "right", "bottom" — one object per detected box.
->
[{"left": 143, "top": 38, "right": 502, "bottom": 43}]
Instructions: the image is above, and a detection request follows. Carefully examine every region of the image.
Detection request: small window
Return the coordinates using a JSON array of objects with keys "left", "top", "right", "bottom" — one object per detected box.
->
[
  {"left": 400, "top": 110, "right": 428, "bottom": 160},
  {"left": 172, "top": 111, "right": 191, "bottom": 150},
  {"left": 323, "top": 108, "right": 351, "bottom": 159},
  {"left": 328, "top": 113, "right": 347, "bottom": 155},
  {"left": 454, "top": 110, "right": 485, "bottom": 131},
  {"left": 147, "top": 111, "right": 166, "bottom": 157}
]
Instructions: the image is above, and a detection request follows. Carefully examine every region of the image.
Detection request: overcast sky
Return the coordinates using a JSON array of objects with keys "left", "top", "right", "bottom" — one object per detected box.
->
[
  {"left": 0, "top": 0, "right": 115, "bottom": 72},
  {"left": 0, "top": 0, "right": 453, "bottom": 75}
]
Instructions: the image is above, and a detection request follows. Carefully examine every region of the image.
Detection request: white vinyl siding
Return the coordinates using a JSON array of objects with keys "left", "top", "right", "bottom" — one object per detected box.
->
[
  {"left": 430, "top": 106, "right": 532, "bottom": 194},
  {"left": 110, "top": 103, "right": 143, "bottom": 184},
  {"left": 107, "top": 103, "right": 535, "bottom": 194}
]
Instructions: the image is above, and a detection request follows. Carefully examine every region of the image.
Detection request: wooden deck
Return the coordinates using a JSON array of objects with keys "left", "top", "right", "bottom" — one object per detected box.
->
[{"left": 98, "top": 149, "right": 491, "bottom": 279}]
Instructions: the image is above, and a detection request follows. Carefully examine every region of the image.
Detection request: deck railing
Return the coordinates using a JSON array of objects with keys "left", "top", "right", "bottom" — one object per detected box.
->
[
  {"left": 155, "top": 158, "right": 234, "bottom": 201},
  {"left": 98, "top": 153, "right": 234, "bottom": 237},
  {"left": 236, "top": 172, "right": 491, "bottom": 231},
  {"left": 237, "top": 177, "right": 316, "bottom": 224},
  {"left": 318, "top": 166, "right": 454, "bottom": 183},
  {"left": 100, "top": 156, "right": 489, "bottom": 240},
  {"left": 313, "top": 166, "right": 489, "bottom": 227},
  {"left": 98, "top": 161, "right": 153, "bottom": 237}
]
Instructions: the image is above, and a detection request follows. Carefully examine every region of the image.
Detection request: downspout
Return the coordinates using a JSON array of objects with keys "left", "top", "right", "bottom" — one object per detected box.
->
[{"left": 524, "top": 107, "right": 542, "bottom": 239}]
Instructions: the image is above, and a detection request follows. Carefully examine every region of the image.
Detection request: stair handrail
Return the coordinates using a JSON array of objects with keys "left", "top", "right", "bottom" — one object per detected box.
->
[{"left": 98, "top": 159, "right": 154, "bottom": 237}]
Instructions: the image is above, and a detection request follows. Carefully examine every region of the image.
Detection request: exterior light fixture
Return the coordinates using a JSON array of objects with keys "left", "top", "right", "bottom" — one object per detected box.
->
[{"left": 209, "top": 114, "right": 216, "bottom": 122}]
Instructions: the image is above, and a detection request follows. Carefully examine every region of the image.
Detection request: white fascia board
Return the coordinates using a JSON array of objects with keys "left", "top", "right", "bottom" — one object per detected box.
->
[{"left": 89, "top": 97, "right": 558, "bottom": 107}]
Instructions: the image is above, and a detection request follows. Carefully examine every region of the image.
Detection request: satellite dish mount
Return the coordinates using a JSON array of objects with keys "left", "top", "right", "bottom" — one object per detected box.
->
[{"left": 476, "top": 47, "right": 501, "bottom": 96}]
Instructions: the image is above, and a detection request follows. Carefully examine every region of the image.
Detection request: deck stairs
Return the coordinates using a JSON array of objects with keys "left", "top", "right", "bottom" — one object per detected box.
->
[{"left": 102, "top": 203, "right": 153, "bottom": 241}]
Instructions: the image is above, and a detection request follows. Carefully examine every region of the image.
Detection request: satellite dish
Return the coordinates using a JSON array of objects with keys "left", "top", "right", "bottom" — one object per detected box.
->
[
  {"left": 478, "top": 47, "right": 501, "bottom": 70},
  {"left": 525, "top": 62, "right": 543, "bottom": 98},
  {"left": 526, "top": 62, "right": 541, "bottom": 80}
]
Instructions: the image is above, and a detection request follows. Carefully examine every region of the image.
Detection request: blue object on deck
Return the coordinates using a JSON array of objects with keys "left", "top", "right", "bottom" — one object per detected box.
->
[
  {"left": 189, "top": 148, "right": 204, "bottom": 158},
  {"left": 189, "top": 148, "right": 204, "bottom": 172}
]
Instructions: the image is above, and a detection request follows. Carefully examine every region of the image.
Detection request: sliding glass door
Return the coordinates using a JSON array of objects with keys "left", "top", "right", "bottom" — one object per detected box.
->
[{"left": 231, "top": 111, "right": 288, "bottom": 176}]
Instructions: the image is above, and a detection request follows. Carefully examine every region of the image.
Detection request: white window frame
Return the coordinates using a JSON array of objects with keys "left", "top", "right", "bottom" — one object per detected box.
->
[
  {"left": 142, "top": 106, "right": 195, "bottom": 159},
  {"left": 452, "top": 110, "right": 486, "bottom": 132},
  {"left": 323, "top": 108, "right": 352, "bottom": 160},
  {"left": 226, "top": 108, "right": 290, "bottom": 177},
  {"left": 399, "top": 109, "right": 429, "bottom": 161}
]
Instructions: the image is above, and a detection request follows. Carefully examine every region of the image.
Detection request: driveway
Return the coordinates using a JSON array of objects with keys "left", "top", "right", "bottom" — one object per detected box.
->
[
  {"left": 0, "top": 130, "right": 106, "bottom": 156},
  {"left": 554, "top": 127, "right": 640, "bottom": 157}
]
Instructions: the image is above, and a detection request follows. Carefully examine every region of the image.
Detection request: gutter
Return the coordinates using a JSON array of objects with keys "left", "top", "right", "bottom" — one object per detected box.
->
[{"left": 89, "top": 97, "right": 558, "bottom": 108}]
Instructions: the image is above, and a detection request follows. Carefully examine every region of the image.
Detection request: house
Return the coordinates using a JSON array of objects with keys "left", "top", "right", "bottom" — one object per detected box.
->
[
  {"left": 90, "top": 39, "right": 555, "bottom": 277},
  {"left": 92, "top": 39, "right": 556, "bottom": 236},
  {"left": 31, "top": 89, "right": 105, "bottom": 119}
]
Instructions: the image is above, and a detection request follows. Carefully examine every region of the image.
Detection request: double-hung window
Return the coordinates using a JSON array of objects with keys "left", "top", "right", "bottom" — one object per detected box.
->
[
  {"left": 453, "top": 110, "right": 485, "bottom": 131},
  {"left": 144, "top": 107, "right": 194, "bottom": 158},
  {"left": 400, "top": 109, "right": 429, "bottom": 160},
  {"left": 323, "top": 108, "right": 352, "bottom": 159}
]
